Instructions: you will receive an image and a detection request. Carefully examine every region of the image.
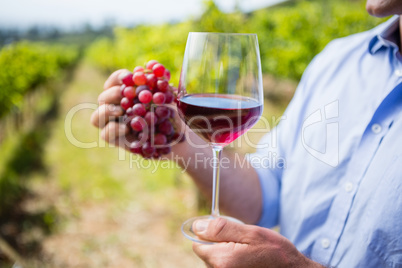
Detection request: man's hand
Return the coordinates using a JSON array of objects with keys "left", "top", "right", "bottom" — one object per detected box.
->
[
  {"left": 90, "top": 69, "right": 187, "bottom": 152},
  {"left": 90, "top": 69, "right": 132, "bottom": 149},
  {"left": 192, "top": 218, "right": 323, "bottom": 268}
]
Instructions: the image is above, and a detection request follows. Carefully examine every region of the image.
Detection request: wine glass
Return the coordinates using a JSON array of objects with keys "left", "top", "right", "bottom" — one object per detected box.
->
[{"left": 177, "top": 32, "right": 264, "bottom": 243}]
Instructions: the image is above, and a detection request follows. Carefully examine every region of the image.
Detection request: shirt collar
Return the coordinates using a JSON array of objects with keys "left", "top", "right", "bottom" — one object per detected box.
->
[{"left": 368, "top": 16, "right": 400, "bottom": 55}]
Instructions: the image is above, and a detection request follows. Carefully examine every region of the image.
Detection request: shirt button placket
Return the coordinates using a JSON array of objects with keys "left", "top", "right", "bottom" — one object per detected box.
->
[
  {"left": 344, "top": 182, "right": 353, "bottom": 193},
  {"left": 321, "top": 238, "right": 331, "bottom": 249},
  {"left": 371, "top": 123, "right": 382, "bottom": 134},
  {"left": 394, "top": 69, "right": 402, "bottom": 77}
]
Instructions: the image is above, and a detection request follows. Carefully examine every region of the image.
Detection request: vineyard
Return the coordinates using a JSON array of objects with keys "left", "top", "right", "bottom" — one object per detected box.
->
[
  {"left": 0, "top": 40, "right": 79, "bottom": 266},
  {"left": 0, "top": 0, "right": 386, "bottom": 267},
  {"left": 86, "top": 0, "right": 383, "bottom": 81},
  {"left": 0, "top": 42, "right": 78, "bottom": 118}
]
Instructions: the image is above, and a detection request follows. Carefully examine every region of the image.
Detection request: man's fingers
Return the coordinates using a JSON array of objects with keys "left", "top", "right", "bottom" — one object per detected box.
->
[
  {"left": 103, "top": 69, "right": 130, "bottom": 90},
  {"left": 192, "top": 241, "right": 245, "bottom": 268},
  {"left": 192, "top": 218, "right": 254, "bottom": 244},
  {"left": 100, "top": 121, "right": 129, "bottom": 143},
  {"left": 98, "top": 85, "right": 123, "bottom": 105},
  {"left": 91, "top": 104, "right": 124, "bottom": 128},
  {"left": 192, "top": 243, "right": 224, "bottom": 268}
]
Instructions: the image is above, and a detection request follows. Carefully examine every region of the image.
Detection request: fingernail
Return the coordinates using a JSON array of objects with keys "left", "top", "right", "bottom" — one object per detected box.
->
[
  {"left": 108, "top": 104, "right": 123, "bottom": 116},
  {"left": 193, "top": 219, "right": 210, "bottom": 234},
  {"left": 119, "top": 123, "right": 129, "bottom": 136}
]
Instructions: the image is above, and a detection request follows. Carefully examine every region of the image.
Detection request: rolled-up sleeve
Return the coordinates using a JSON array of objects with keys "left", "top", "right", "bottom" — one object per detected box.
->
[{"left": 247, "top": 131, "right": 282, "bottom": 228}]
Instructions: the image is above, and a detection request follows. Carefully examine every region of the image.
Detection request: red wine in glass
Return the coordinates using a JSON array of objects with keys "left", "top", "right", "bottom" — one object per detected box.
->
[{"left": 178, "top": 94, "right": 262, "bottom": 145}]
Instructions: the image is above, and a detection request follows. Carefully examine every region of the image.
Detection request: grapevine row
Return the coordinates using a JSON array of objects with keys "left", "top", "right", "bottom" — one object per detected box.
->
[
  {"left": 85, "top": 0, "right": 384, "bottom": 83},
  {"left": 0, "top": 41, "right": 79, "bottom": 118}
]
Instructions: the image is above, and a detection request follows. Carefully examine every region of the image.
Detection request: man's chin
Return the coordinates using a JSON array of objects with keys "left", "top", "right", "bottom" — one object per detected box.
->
[{"left": 366, "top": 1, "right": 402, "bottom": 17}]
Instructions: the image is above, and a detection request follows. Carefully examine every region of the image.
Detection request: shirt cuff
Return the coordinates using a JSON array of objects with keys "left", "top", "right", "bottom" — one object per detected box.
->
[{"left": 253, "top": 164, "right": 280, "bottom": 228}]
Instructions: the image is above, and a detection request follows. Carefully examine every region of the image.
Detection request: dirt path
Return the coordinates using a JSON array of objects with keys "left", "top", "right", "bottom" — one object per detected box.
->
[{"left": 28, "top": 63, "right": 204, "bottom": 267}]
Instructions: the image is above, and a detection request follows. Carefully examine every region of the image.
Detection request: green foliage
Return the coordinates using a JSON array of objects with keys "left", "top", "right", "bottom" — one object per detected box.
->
[
  {"left": 86, "top": 23, "right": 193, "bottom": 85},
  {"left": 0, "top": 41, "right": 79, "bottom": 118},
  {"left": 86, "top": 0, "right": 385, "bottom": 82},
  {"left": 0, "top": 118, "right": 49, "bottom": 213},
  {"left": 251, "top": 1, "right": 385, "bottom": 80},
  {"left": 196, "top": 0, "right": 246, "bottom": 33}
]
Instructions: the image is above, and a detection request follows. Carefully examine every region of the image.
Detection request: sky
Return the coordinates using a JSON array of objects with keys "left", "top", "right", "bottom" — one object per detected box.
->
[{"left": 0, "top": 0, "right": 286, "bottom": 30}]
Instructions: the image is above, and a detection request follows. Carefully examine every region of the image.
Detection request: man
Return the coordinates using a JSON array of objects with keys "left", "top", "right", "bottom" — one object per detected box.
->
[{"left": 91, "top": 0, "right": 402, "bottom": 267}]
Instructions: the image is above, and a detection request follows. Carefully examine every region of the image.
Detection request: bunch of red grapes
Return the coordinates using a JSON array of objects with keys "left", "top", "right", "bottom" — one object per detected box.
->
[{"left": 119, "top": 60, "right": 184, "bottom": 159}]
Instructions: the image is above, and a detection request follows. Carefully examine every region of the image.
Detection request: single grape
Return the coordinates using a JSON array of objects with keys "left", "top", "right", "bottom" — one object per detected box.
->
[
  {"left": 144, "top": 111, "right": 158, "bottom": 126},
  {"left": 142, "top": 142, "right": 155, "bottom": 157},
  {"left": 165, "top": 91, "right": 174, "bottom": 104},
  {"left": 153, "top": 133, "right": 167, "bottom": 145},
  {"left": 158, "top": 119, "right": 173, "bottom": 135},
  {"left": 120, "top": 84, "right": 126, "bottom": 96},
  {"left": 123, "top": 86, "right": 136, "bottom": 99},
  {"left": 138, "top": 90, "right": 153, "bottom": 104},
  {"left": 126, "top": 107, "right": 135, "bottom": 116},
  {"left": 158, "top": 146, "right": 171, "bottom": 155},
  {"left": 133, "top": 66, "right": 144, "bottom": 73},
  {"left": 120, "top": 97, "right": 133, "bottom": 110},
  {"left": 153, "top": 92, "right": 166, "bottom": 104},
  {"left": 132, "top": 103, "right": 146, "bottom": 116},
  {"left": 129, "top": 141, "right": 143, "bottom": 154},
  {"left": 172, "top": 132, "right": 186, "bottom": 143},
  {"left": 146, "top": 73, "right": 157, "bottom": 89},
  {"left": 164, "top": 69, "right": 171, "bottom": 81},
  {"left": 122, "top": 73, "right": 135, "bottom": 86},
  {"left": 155, "top": 106, "right": 170, "bottom": 120},
  {"left": 136, "top": 85, "right": 150, "bottom": 96},
  {"left": 157, "top": 80, "right": 169, "bottom": 92},
  {"left": 130, "top": 116, "right": 146, "bottom": 132},
  {"left": 146, "top": 60, "right": 159, "bottom": 70},
  {"left": 138, "top": 131, "right": 150, "bottom": 143},
  {"left": 133, "top": 72, "right": 147, "bottom": 86},
  {"left": 152, "top": 63, "right": 166, "bottom": 78}
]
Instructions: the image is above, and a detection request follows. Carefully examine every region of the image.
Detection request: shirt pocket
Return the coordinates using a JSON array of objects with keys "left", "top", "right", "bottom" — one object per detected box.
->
[{"left": 362, "top": 155, "right": 402, "bottom": 268}]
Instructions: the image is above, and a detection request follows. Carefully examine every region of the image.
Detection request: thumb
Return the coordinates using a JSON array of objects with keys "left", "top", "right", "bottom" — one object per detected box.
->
[{"left": 193, "top": 217, "right": 251, "bottom": 243}]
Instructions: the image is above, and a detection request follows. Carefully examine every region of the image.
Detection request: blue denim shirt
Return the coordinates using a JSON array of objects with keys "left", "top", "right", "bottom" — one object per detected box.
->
[{"left": 251, "top": 16, "right": 402, "bottom": 267}]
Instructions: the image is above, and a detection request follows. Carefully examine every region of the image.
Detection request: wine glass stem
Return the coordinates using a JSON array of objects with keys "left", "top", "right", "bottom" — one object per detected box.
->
[{"left": 211, "top": 145, "right": 223, "bottom": 218}]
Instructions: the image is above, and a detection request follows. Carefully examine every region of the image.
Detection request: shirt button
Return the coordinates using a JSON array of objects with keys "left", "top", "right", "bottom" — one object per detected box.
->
[
  {"left": 371, "top": 123, "right": 382, "bottom": 134},
  {"left": 344, "top": 182, "right": 353, "bottom": 192},
  {"left": 321, "top": 238, "right": 331, "bottom": 249},
  {"left": 395, "top": 69, "right": 402, "bottom": 77}
]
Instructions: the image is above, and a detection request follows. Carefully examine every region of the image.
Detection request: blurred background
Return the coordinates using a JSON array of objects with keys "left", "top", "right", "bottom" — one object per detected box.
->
[{"left": 0, "top": 0, "right": 385, "bottom": 267}]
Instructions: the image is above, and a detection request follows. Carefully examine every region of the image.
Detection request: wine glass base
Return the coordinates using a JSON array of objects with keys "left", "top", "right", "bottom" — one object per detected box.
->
[{"left": 181, "top": 215, "right": 244, "bottom": 244}]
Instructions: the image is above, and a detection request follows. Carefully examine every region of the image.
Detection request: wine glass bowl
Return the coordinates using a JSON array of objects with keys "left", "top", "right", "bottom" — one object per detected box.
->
[
  {"left": 177, "top": 93, "right": 262, "bottom": 146},
  {"left": 177, "top": 32, "right": 264, "bottom": 243}
]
